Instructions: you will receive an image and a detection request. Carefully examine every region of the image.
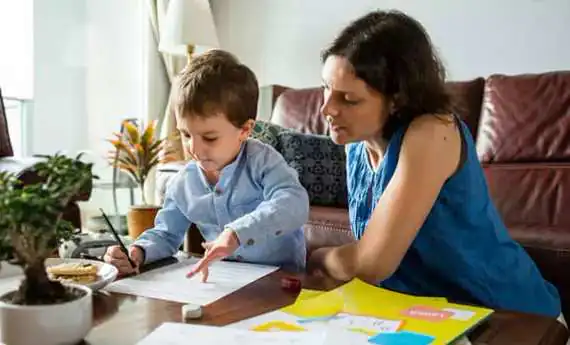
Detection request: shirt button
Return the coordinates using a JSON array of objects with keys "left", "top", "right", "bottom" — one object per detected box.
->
[
  {"left": 246, "top": 239, "right": 255, "bottom": 246},
  {"left": 275, "top": 230, "right": 282, "bottom": 236}
]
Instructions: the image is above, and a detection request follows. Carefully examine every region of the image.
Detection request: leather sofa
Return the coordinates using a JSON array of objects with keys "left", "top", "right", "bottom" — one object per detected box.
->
[
  {"left": 267, "top": 70, "right": 570, "bottom": 319},
  {"left": 0, "top": 88, "right": 92, "bottom": 229}
]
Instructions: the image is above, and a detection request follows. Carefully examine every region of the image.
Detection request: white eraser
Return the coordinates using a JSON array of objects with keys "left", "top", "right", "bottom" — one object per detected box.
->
[{"left": 182, "top": 303, "right": 203, "bottom": 320}]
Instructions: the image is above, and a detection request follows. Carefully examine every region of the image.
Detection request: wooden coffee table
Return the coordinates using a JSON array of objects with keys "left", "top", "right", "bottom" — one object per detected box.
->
[{"left": 84, "top": 268, "right": 569, "bottom": 345}]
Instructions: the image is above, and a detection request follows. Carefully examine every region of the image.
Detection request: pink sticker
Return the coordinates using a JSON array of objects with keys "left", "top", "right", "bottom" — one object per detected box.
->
[{"left": 401, "top": 305, "right": 454, "bottom": 322}]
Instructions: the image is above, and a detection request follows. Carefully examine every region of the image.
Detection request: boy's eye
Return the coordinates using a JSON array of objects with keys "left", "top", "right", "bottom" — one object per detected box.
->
[{"left": 203, "top": 137, "right": 217, "bottom": 142}]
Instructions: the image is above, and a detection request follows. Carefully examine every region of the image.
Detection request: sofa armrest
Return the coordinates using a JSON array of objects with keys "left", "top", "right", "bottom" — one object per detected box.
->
[{"left": 305, "top": 206, "right": 353, "bottom": 254}]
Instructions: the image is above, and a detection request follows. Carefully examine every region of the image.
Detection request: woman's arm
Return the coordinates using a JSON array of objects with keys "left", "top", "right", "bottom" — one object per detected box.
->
[{"left": 309, "top": 115, "right": 462, "bottom": 284}]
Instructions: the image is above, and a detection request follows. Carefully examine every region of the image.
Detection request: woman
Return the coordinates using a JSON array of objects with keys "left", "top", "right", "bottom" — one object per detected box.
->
[{"left": 307, "top": 10, "right": 562, "bottom": 319}]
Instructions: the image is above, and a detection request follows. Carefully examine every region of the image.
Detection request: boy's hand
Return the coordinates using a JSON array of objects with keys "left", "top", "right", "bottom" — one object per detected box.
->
[
  {"left": 186, "top": 229, "right": 240, "bottom": 282},
  {"left": 104, "top": 245, "right": 144, "bottom": 276}
]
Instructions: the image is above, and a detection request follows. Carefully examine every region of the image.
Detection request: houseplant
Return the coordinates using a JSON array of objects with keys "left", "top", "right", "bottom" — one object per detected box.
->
[
  {"left": 0, "top": 153, "right": 96, "bottom": 345},
  {"left": 107, "top": 119, "right": 178, "bottom": 239}
]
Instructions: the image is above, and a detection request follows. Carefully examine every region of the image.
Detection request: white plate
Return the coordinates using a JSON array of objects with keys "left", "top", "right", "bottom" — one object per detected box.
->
[{"left": 45, "top": 258, "right": 118, "bottom": 291}]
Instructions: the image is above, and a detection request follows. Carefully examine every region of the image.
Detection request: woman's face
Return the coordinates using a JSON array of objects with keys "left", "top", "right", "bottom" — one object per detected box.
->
[{"left": 321, "top": 55, "right": 391, "bottom": 145}]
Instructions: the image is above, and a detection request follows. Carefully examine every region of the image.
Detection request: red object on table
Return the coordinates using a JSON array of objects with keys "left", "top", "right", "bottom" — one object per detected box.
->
[{"left": 281, "top": 277, "right": 302, "bottom": 293}]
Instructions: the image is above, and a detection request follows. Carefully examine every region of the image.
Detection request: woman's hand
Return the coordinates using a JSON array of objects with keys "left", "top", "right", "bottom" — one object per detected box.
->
[
  {"left": 185, "top": 229, "right": 240, "bottom": 282},
  {"left": 307, "top": 247, "right": 332, "bottom": 277}
]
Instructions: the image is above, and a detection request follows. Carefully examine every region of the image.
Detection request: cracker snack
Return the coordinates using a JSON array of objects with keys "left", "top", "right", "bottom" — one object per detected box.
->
[{"left": 47, "top": 262, "right": 99, "bottom": 284}]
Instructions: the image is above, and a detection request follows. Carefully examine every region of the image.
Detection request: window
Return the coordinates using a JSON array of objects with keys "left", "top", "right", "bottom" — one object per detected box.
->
[
  {"left": 0, "top": 0, "right": 33, "bottom": 157},
  {"left": 3, "top": 97, "right": 31, "bottom": 157},
  {"left": 0, "top": 0, "right": 34, "bottom": 99}
]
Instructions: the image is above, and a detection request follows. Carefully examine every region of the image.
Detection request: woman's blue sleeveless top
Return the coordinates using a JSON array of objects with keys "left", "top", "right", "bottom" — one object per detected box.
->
[{"left": 345, "top": 117, "right": 561, "bottom": 317}]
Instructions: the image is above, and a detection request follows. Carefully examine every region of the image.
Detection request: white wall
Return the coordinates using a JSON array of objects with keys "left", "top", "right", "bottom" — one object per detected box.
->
[
  {"left": 31, "top": 0, "right": 144, "bottom": 176},
  {"left": 29, "top": 0, "right": 145, "bottom": 221},
  {"left": 32, "top": 0, "right": 87, "bottom": 156},
  {"left": 211, "top": 0, "right": 570, "bottom": 88},
  {"left": 82, "top": 0, "right": 145, "bottom": 218},
  {"left": 84, "top": 0, "right": 145, "bottom": 180}
]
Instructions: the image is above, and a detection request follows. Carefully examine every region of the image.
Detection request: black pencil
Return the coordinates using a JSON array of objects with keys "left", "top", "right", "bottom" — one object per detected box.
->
[{"left": 99, "top": 208, "right": 137, "bottom": 269}]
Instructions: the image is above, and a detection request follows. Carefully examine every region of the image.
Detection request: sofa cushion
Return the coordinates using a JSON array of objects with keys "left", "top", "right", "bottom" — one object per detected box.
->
[
  {"left": 250, "top": 120, "right": 291, "bottom": 150},
  {"left": 277, "top": 131, "right": 347, "bottom": 207},
  {"left": 483, "top": 163, "right": 570, "bottom": 231},
  {"left": 446, "top": 77, "right": 485, "bottom": 140},
  {"left": 477, "top": 71, "right": 570, "bottom": 163},
  {"left": 271, "top": 87, "right": 328, "bottom": 135}
]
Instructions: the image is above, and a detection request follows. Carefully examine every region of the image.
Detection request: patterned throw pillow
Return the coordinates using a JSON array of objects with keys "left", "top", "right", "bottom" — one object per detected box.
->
[
  {"left": 249, "top": 120, "right": 291, "bottom": 150},
  {"left": 277, "top": 131, "right": 347, "bottom": 207}
]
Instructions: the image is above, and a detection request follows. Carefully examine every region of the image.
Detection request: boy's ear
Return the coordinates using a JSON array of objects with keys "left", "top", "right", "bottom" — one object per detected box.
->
[{"left": 239, "top": 119, "right": 255, "bottom": 140}]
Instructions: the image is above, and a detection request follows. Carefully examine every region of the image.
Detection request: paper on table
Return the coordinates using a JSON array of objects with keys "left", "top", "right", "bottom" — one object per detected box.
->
[
  {"left": 330, "top": 313, "right": 403, "bottom": 334},
  {"left": 136, "top": 322, "right": 326, "bottom": 345},
  {"left": 228, "top": 311, "right": 375, "bottom": 344},
  {"left": 104, "top": 257, "right": 278, "bottom": 305},
  {"left": 229, "top": 309, "right": 401, "bottom": 336}
]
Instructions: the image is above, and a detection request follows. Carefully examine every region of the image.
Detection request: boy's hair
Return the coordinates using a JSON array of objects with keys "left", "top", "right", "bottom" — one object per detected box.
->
[{"left": 173, "top": 49, "right": 259, "bottom": 127}]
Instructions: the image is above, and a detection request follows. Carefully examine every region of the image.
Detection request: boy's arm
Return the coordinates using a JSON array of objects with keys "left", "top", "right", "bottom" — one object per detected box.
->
[
  {"left": 225, "top": 148, "right": 310, "bottom": 247},
  {"left": 132, "top": 192, "right": 191, "bottom": 264}
]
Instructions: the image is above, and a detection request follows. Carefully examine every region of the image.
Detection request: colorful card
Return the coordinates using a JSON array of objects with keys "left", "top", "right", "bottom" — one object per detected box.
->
[
  {"left": 369, "top": 331, "right": 435, "bottom": 345},
  {"left": 400, "top": 306, "right": 454, "bottom": 322}
]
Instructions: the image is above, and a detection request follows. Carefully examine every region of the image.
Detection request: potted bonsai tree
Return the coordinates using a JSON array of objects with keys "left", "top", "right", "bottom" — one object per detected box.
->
[
  {"left": 0, "top": 153, "right": 96, "bottom": 345},
  {"left": 107, "top": 119, "right": 177, "bottom": 239}
]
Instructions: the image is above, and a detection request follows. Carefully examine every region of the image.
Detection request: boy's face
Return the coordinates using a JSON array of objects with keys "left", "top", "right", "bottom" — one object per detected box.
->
[{"left": 177, "top": 112, "right": 253, "bottom": 173}]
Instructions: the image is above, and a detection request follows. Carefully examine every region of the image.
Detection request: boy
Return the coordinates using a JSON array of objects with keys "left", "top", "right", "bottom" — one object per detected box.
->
[{"left": 104, "top": 50, "right": 309, "bottom": 280}]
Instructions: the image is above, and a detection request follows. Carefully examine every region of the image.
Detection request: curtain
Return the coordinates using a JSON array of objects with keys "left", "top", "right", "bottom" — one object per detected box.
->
[{"left": 144, "top": 0, "right": 187, "bottom": 204}]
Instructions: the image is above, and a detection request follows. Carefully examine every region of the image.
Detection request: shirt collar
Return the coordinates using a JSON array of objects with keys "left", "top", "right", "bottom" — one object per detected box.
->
[{"left": 198, "top": 141, "right": 247, "bottom": 193}]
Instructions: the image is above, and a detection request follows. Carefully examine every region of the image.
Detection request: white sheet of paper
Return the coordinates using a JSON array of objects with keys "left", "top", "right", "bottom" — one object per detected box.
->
[
  {"left": 103, "top": 257, "right": 278, "bottom": 305},
  {"left": 330, "top": 313, "right": 402, "bottom": 333},
  {"left": 136, "top": 322, "right": 326, "bottom": 345},
  {"left": 228, "top": 311, "right": 373, "bottom": 345}
]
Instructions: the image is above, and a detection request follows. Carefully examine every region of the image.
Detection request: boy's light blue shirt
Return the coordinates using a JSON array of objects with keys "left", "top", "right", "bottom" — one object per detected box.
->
[{"left": 134, "top": 138, "right": 309, "bottom": 272}]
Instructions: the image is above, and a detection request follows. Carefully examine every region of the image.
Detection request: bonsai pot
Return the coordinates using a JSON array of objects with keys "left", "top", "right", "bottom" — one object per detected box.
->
[
  {"left": 127, "top": 205, "right": 160, "bottom": 239},
  {"left": 0, "top": 284, "right": 93, "bottom": 345}
]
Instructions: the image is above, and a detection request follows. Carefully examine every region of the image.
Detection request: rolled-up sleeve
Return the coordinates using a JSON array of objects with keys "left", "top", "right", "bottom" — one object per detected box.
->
[{"left": 133, "top": 191, "right": 191, "bottom": 263}]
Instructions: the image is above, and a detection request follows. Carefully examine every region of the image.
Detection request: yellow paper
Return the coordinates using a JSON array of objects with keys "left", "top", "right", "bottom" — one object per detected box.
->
[
  {"left": 281, "top": 288, "right": 344, "bottom": 318},
  {"left": 296, "top": 289, "right": 325, "bottom": 301},
  {"left": 280, "top": 279, "right": 493, "bottom": 345},
  {"left": 251, "top": 321, "right": 307, "bottom": 332}
]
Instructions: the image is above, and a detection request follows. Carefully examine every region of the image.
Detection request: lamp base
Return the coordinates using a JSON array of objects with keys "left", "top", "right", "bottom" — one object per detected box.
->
[{"left": 186, "top": 44, "right": 195, "bottom": 64}]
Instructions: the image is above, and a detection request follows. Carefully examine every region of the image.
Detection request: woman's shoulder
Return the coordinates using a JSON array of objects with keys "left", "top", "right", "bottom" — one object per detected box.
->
[
  {"left": 398, "top": 113, "right": 463, "bottom": 179},
  {"left": 406, "top": 113, "right": 458, "bottom": 139},
  {"left": 401, "top": 114, "right": 461, "bottom": 154}
]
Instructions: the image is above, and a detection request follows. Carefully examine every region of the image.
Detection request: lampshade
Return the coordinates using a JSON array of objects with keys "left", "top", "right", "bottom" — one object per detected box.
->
[{"left": 158, "top": 0, "right": 220, "bottom": 56}]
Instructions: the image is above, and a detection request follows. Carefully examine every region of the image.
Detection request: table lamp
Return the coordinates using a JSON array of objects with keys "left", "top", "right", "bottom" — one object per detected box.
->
[{"left": 158, "top": 0, "right": 220, "bottom": 62}]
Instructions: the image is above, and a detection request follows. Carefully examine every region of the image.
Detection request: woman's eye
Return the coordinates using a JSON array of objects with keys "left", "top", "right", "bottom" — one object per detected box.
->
[
  {"left": 343, "top": 97, "right": 359, "bottom": 105},
  {"left": 203, "top": 137, "right": 217, "bottom": 142}
]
